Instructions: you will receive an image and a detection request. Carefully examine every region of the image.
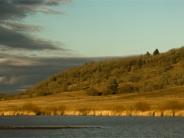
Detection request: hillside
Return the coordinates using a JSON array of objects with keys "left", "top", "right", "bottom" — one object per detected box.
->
[
  {"left": 0, "top": 47, "right": 184, "bottom": 116},
  {"left": 21, "top": 47, "right": 184, "bottom": 97}
]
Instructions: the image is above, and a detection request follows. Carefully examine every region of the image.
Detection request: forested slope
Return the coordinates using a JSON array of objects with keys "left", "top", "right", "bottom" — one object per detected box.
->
[{"left": 24, "top": 47, "right": 184, "bottom": 97}]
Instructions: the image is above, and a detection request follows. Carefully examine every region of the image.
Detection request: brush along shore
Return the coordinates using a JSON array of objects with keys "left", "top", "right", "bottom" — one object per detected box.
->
[{"left": 0, "top": 110, "right": 184, "bottom": 117}]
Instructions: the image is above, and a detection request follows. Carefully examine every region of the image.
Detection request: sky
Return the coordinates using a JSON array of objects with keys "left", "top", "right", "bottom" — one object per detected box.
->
[
  {"left": 1, "top": 0, "right": 184, "bottom": 93},
  {"left": 24, "top": 0, "right": 184, "bottom": 57}
]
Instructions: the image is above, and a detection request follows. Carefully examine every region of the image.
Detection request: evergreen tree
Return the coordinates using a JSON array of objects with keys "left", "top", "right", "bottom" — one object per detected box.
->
[
  {"left": 108, "top": 79, "right": 119, "bottom": 94},
  {"left": 153, "top": 49, "right": 160, "bottom": 55},
  {"left": 146, "top": 51, "right": 151, "bottom": 56}
]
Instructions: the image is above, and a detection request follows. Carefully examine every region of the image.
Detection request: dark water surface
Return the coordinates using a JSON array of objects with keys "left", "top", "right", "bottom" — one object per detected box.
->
[{"left": 0, "top": 116, "right": 183, "bottom": 138}]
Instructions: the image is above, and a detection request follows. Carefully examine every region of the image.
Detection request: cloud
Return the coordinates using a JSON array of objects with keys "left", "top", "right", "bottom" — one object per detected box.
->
[
  {"left": 0, "top": 54, "right": 92, "bottom": 93},
  {"left": 0, "top": 76, "right": 19, "bottom": 85},
  {"left": 0, "top": 0, "right": 81, "bottom": 94},
  {"left": 0, "top": 55, "right": 38, "bottom": 66},
  {"left": 0, "top": 45, "right": 74, "bottom": 58},
  {"left": 0, "top": 26, "right": 61, "bottom": 50},
  {"left": 0, "top": 0, "right": 70, "bottom": 51},
  {"left": 0, "top": 0, "right": 69, "bottom": 20},
  {"left": 2, "top": 22, "right": 42, "bottom": 32}
]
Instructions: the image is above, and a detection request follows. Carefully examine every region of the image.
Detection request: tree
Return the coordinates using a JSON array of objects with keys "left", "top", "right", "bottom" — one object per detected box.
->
[
  {"left": 145, "top": 51, "right": 151, "bottom": 56},
  {"left": 153, "top": 49, "right": 160, "bottom": 55},
  {"left": 107, "top": 79, "right": 119, "bottom": 94}
]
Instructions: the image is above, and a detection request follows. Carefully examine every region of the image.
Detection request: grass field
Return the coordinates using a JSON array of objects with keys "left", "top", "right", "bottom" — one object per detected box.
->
[{"left": 0, "top": 86, "right": 184, "bottom": 116}]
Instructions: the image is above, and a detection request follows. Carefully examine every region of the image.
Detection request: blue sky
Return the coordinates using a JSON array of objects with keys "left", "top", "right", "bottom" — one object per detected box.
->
[{"left": 23, "top": 0, "right": 184, "bottom": 57}]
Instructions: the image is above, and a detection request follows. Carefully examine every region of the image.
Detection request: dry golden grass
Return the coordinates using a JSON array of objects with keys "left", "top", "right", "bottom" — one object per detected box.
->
[
  {"left": 18, "top": 103, "right": 42, "bottom": 115},
  {"left": 0, "top": 86, "right": 184, "bottom": 116},
  {"left": 133, "top": 102, "right": 151, "bottom": 111}
]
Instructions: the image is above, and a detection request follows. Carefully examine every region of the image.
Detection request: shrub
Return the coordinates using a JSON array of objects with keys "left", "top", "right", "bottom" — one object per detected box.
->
[
  {"left": 111, "top": 105, "right": 126, "bottom": 112},
  {"left": 44, "top": 105, "right": 66, "bottom": 115},
  {"left": 119, "top": 83, "right": 139, "bottom": 93},
  {"left": 133, "top": 102, "right": 151, "bottom": 111},
  {"left": 78, "top": 108, "right": 91, "bottom": 116},
  {"left": 102, "top": 88, "right": 115, "bottom": 95},
  {"left": 142, "top": 80, "right": 164, "bottom": 92},
  {"left": 161, "top": 100, "right": 184, "bottom": 110},
  {"left": 20, "top": 103, "right": 42, "bottom": 115},
  {"left": 106, "top": 79, "right": 119, "bottom": 94},
  {"left": 160, "top": 100, "right": 184, "bottom": 116},
  {"left": 39, "top": 91, "right": 52, "bottom": 96},
  {"left": 86, "top": 88, "right": 102, "bottom": 96}
]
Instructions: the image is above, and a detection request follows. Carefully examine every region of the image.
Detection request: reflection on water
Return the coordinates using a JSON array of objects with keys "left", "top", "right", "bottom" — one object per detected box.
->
[{"left": 0, "top": 116, "right": 183, "bottom": 138}]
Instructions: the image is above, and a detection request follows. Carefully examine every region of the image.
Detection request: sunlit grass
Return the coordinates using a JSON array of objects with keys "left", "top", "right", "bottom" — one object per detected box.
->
[{"left": 0, "top": 86, "right": 183, "bottom": 116}]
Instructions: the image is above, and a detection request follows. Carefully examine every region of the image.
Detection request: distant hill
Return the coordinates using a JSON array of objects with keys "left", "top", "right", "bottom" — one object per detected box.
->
[
  {"left": 23, "top": 47, "right": 184, "bottom": 97},
  {"left": 0, "top": 57, "right": 94, "bottom": 94}
]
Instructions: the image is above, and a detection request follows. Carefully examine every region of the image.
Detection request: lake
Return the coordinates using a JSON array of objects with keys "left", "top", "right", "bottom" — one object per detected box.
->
[{"left": 0, "top": 116, "right": 183, "bottom": 138}]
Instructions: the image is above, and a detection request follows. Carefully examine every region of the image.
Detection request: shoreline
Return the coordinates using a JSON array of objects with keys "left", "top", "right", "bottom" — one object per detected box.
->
[
  {"left": 0, "top": 110, "right": 184, "bottom": 117},
  {"left": 0, "top": 125, "right": 102, "bottom": 129}
]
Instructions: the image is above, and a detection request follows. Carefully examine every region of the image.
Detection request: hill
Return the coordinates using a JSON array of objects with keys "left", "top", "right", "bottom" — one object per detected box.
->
[
  {"left": 21, "top": 47, "right": 184, "bottom": 97},
  {"left": 0, "top": 47, "right": 184, "bottom": 116}
]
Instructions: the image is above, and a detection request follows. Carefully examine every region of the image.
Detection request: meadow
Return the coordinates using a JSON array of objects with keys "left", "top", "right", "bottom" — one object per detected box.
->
[{"left": 0, "top": 86, "right": 184, "bottom": 116}]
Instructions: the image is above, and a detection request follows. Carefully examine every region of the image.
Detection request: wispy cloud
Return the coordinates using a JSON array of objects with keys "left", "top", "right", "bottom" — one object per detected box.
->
[
  {"left": 2, "top": 22, "right": 42, "bottom": 32},
  {"left": 0, "top": 0, "right": 70, "bottom": 51},
  {"left": 0, "top": 76, "right": 19, "bottom": 85}
]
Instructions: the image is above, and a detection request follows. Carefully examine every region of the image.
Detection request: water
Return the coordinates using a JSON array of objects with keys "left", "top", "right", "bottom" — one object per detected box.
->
[{"left": 0, "top": 116, "right": 183, "bottom": 138}]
